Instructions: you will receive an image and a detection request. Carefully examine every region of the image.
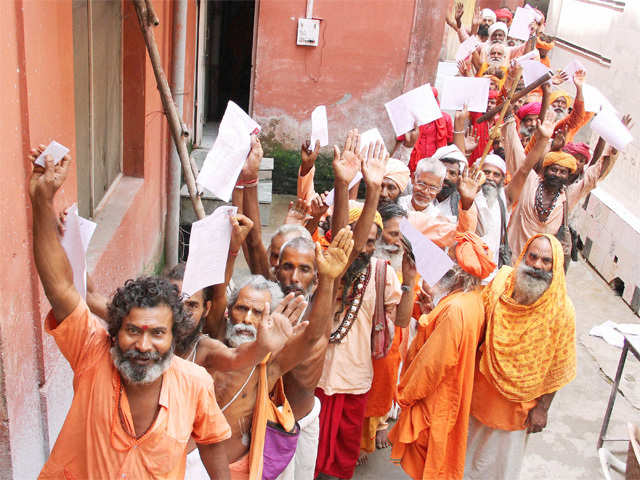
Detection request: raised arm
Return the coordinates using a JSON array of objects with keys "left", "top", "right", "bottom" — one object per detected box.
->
[
  {"left": 506, "top": 109, "right": 555, "bottom": 204},
  {"left": 394, "top": 251, "right": 417, "bottom": 328},
  {"left": 331, "top": 129, "right": 362, "bottom": 239},
  {"left": 29, "top": 147, "right": 81, "bottom": 323}
]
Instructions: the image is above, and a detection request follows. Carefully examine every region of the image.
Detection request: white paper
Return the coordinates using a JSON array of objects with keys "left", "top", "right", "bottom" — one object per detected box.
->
[
  {"left": 456, "top": 36, "right": 480, "bottom": 62},
  {"left": 399, "top": 218, "right": 454, "bottom": 287},
  {"left": 385, "top": 84, "right": 442, "bottom": 137},
  {"left": 60, "top": 204, "right": 97, "bottom": 300},
  {"left": 514, "top": 50, "right": 539, "bottom": 65},
  {"left": 324, "top": 172, "right": 363, "bottom": 207},
  {"left": 562, "top": 59, "right": 586, "bottom": 83},
  {"left": 440, "top": 77, "right": 490, "bottom": 113},
  {"left": 197, "top": 101, "right": 261, "bottom": 202},
  {"left": 524, "top": 4, "right": 544, "bottom": 22},
  {"left": 35, "top": 141, "right": 70, "bottom": 167},
  {"left": 310, "top": 105, "right": 329, "bottom": 148},
  {"left": 590, "top": 109, "right": 633, "bottom": 151},
  {"left": 359, "top": 128, "right": 387, "bottom": 154},
  {"left": 583, "top": 83, "right": 616, "bottom": 114},
  {"left": 509, "top": 7, "right": 536, "bottom": 41},
  {"left": 520, "top": 60, "right": 551, "bottom": 88},
  {"left": 182, "top": 205, "right": 238, "bottom": 296}
]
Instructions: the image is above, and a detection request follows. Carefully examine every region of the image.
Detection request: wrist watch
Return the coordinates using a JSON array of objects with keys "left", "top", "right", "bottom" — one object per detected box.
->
[{"left": 401, "top": 284, "right": 412, "bottom": 292}]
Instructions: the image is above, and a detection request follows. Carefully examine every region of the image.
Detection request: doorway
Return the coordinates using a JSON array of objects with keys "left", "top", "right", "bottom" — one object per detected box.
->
[{"left": 194, "top": 0, "right": 256, "bottom": 147}]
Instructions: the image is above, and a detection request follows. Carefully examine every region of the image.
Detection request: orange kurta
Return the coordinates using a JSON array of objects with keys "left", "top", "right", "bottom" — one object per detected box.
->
[
  {"left": 40, "top": 302, "right": 231, "bottom": 479},
  {"left": 389, "top": 290, "right": 485, "bottom": 480}
]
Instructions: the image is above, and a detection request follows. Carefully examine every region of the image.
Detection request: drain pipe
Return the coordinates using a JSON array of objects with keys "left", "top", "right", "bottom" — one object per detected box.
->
[{"left": 166, "top": 0, "right": 188, "bottom": 268}]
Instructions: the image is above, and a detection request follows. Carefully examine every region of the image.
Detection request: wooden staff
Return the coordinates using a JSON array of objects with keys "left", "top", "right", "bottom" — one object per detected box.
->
[{"left": 132, "top": 0, "right": 206, "bottom": 220}]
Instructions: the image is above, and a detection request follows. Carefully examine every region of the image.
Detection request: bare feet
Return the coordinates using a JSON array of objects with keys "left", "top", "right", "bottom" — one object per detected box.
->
[
  {"left": 376, "top": 428, "right": 391, "bottom": 449},
  {"left": 356, "top": 450, "right": 369, "bottom": 466}
]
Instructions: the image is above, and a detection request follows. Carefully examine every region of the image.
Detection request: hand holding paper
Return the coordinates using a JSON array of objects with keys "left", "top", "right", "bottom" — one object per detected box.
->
[
  {"left": 385, "top": 84, "right": 442, "bottom": 136},
  {"left": 509, "top": 6, "right": 537, "bottom": 41},
  {"left": 35, "top": 141, "right": 70, "bottom": 167},
  {"left": 590, "top": 109, "right": 633, "bottom": 151}
]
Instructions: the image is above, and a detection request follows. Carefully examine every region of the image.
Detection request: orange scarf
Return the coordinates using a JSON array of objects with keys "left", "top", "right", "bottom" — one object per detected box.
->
[{"left": 480, "top": 234, "right": 576, "bottom": 402}]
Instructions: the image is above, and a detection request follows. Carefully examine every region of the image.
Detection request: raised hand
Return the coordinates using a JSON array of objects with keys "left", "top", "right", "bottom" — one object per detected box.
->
[
  {"left": 472, "top": 6, "right": 480, "bottom": 30},
  {"left": 229, "top": 213, "right": 254, "bottom": 254},
  {"left": 284, "top": 198, "right": 310, "bottom": 225},
  {"left": 29, "top": 145, "right": 71, "bottom": 202},
  {"left": 622, "top": 113, "right": 634, "bottom": 130},
  {"left": 301, "top": 139, "right": 320, "bottom": 176},
  {"left": 309, "top": 192, "right": 329, "bottom": 219},
  {"left": 464, "top": 125, "right": 479, "bottom": 155},
  {"left": 257, "top": 299, "right": 308, "bottom": 353},
  {"left": 551, "top": 70, "right": 569, "bottom": 85},
  {"left": 416, "top": 281, "right": 434, "bottom": 315},
  {"left": 573, "top": 69, "right": 586, "bottom": 89},
  {"left": 403, "top": 123, "right": 420, "bottom": 148},
  {"left": 454, "top": 2, "right": 464, "bottom": 27},
  {"left": 273, "top": 292, "right": 309, "bottom": 327},
  {"left": 333, "top": 129, "right": 362, "bottom": 183},
  {"left": 361, "top": 140, "right": 389, "bottom": 188},
  {"left": 458, "top": 166, "right": 485, "bottom": 209},
  {"left": 316, "top": 227, "right": 354, "bottom": 279},
  {"left": 537, "top": 108, "right": 556, "bottom": 139},
  {"left": 457, "top": 59, "right": 470, "bottom": 77},
  {"left": 238, "top": 134, "right": 263, "bottom": 183},
  {"left": 401, "top": 249, "right": 417, "bottom": 286}
]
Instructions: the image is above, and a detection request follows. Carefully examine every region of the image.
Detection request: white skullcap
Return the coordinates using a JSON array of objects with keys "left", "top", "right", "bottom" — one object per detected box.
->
[
  {"left": 483, "top": 154, "right": 506, "bottom": 175},
  {"left": 432, "top": 145, "right": 468, "bottom": 171},
  {"left": 481, "top": 8, "right": 497, "bottom": 21},
  {"left": 488, "top": 22, "right": 508, "bottom": 39}
]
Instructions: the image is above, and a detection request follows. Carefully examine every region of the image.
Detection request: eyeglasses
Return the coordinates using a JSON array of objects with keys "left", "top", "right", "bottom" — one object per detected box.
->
[{"left": 414, "top": 182, "right": 441, "bottom": 194}]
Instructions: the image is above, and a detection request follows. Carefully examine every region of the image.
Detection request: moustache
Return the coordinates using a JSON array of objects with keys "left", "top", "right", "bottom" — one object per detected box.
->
[
  {"left": 282, "top": 284, "right": 305, "bottom": 296},
  {"left": 121, "top": 349, "right": 162, "bottom": 362},
  {"left": 521, "top": 264, "right": 553, "bottom": 281}
]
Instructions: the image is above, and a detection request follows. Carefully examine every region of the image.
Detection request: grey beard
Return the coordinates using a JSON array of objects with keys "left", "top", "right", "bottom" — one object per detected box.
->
[
  {"left": 488, "top": 58, "right": 504, "bottom": 68},
  {"left": 433, "top": 264, "right": 479, "bottom": 300},
  {"left": 225, "top": 319, "right": 257, "bottom": 347},
  {"left": 482, "top": 181, "right": 500, "bottom": 208},
  {"left": 554, "top": 107, "right": 567, "bottom": 118},
  {"left": 374, "top": 240, "right": 403, "bottom": 272},
  {"left": 175, "top": 315, "right": 205, "bottom": 356},
  {"left": 520, "top": 125, "right": 534, "bottom": 138},
  {"left": 513, "top": 263, "right": 552, "bottom": 305},
  {"left": 111, "top": 343, "right": 174, "bottom": 384}
]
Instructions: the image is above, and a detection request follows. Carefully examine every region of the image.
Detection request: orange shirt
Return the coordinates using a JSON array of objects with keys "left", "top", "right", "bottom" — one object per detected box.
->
[{"left": 39, "top": 301, "right": 231, "bottom": 479}]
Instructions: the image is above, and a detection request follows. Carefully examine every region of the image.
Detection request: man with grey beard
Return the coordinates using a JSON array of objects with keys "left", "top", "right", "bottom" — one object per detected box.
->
[
  {"left": 465, "top": 234, "right": 576, "bottom": 480},
  {"left": 375, "top": 202, "right": 408, "bottom": 273},
  {"left": 28, "top": 147, "right": 232, "bottom": 479}
]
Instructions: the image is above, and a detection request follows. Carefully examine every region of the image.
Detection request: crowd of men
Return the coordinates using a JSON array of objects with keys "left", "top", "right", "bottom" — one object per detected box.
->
[{"left": 28, "top": 3, "right": 633, "bottom": 480}]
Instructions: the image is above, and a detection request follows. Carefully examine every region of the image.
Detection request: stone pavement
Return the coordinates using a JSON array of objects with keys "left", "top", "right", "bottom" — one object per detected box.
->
[{"left": 246, "top": 194, "right": 640, "bottom": 479}]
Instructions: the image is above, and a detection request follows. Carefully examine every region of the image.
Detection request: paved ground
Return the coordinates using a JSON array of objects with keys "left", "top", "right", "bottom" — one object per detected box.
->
[{"left": 247, "top": 194, "right": 640, "bottom": 479}]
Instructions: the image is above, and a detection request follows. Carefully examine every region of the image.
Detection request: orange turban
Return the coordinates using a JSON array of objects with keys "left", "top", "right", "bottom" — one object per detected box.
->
[
  {"left": 384, "top": 158, "right": 410, "bottom": 192},
  {"left": 549, "top": 90, "right": 573, "bottom": 108},
  {"left": 542, "top": 151, "right": 577, "bottom": 174},
  {"left": 454, "top": 232, "right": 496, "bottom": 279},
  {"left": 348, "top": 206, "right": 383, "bottom": 231}
]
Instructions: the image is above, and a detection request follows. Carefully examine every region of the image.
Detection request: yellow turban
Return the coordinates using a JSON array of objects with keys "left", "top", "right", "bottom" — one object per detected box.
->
[
  {"left": 542, "top": 151, "right": 577, "bottom": 173},
  {"left": 549, "top": 90, "right": 573, "bottom": 108},
  {"left": 480, "top": 234, "right": 576, "bottom": 402},
  {"left": 384, "top": 158, "right": 410, "bottom": 193},
  {"left": 348, "top": 206, "right": 383, "bottom": 231}
]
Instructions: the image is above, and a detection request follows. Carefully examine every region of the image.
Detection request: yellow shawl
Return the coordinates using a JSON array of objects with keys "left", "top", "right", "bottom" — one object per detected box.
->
[{"left": 480, "top": 234, "right": 576, "bottom": 403}]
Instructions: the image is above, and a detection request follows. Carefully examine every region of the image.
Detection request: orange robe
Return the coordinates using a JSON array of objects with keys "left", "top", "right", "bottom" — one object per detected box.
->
[{"left": 389, "top": 290, "right": 485, "bottom": 480}]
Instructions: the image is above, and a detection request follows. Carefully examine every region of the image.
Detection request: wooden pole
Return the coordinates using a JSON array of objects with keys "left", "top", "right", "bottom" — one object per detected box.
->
[{"left": 132, "top": 0, "right": 206, "bottom": 220}]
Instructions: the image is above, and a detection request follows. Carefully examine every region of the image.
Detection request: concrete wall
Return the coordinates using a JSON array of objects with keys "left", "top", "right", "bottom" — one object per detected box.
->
[
  {"left": 251, "top": 0, "right": 449, "bottom": 151},
  {"left": 546, "top": 0, "right": 640, "bottom": 310},
  {"left": 0, "top": 1, "right": 196, "bottom": 477}
]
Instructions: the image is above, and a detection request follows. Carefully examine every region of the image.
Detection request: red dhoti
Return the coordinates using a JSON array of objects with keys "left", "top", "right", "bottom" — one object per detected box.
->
[{"left": 314, "top": 388, "right": 369, "bottom": 479}]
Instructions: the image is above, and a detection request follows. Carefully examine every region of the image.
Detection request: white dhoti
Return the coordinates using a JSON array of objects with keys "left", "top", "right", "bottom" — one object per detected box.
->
[
  {"left": 463, "top": 415, "right": 528, "bottom": 480},
  {"left": 185, "top": 448, "right": 209, "bottom": 480},
  {"left": 276, "top": 396, "right": 321, "bottom": 480}
]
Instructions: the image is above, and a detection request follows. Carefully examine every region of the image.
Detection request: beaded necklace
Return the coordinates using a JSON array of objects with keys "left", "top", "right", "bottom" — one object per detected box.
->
[
  {"left": 329, "top": 262, "right": 372, "bottom": 344},
  {"left": 534, "top": 183, "right": 561, "bottom": 222}
]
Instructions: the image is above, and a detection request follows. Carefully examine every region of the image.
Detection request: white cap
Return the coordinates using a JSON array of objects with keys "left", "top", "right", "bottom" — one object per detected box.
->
[
  {"left": 488, "top": 22, "right": 508, "bottom": 39},
  {"left": 483, "top": 154, "right": 507, "bottom": 175},
  {"left": 432, "top": 145, "right": 468, "bottom": 171},
  {"left": 481, "top": 8, "right": 497, "bottom": 22}
]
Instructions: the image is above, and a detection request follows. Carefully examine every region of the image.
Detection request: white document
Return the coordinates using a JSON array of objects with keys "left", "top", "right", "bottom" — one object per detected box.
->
[
  {"left": 509, "top": 6, "right": 536, "bottom": 41},
  {"left": 385, "top": 84, "right": 442, "bottom": 137},
  {"left": 524, "top": 4, "right": 544, "bottom": 22},
  {"left": 519, "top": 60, "right": 551, "bottom": 87},
  {"left": 455, "top": 36, "right": 480, "bottom": 62},
  {"left": 182, "top": 205, "right": 238, "bottom": 296},
  {"left": 514, "top": 50, "right": 539, "bottom": 65},
  {"left": 310, "top": 105, "right": 329, "bottom": 148},
  {"left": 359, "top": 128, "right": 387, "bottom": 154},
  {"left": 60, "top": 204, "right": 97, "bottom": 300},
  {"left": 439, "top": 77, "right": 490, "bottom": 113},
  {"left": 324, "top": 172, "right": 363, "bottom": 207},
  {"left": 562, "top": 59, "right": 586, "bottom": 83},
  {"left": 583, "top": 83, "right": 616, "bottom": 114},
  {"left": 197, "top": 101, "right": 261, "bottom": 202},
  {"left": 591, "top": 109, "right": 633, "bottom": 151},
  {"left": 399, "top": 218, "right": 454, "bottom": 287},
  {"left": 35, "top": 141, "right": 70, "bottom": 167}
]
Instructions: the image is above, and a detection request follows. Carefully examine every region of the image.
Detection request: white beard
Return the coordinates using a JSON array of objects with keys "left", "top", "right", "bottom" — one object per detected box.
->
[
  {"left": 374, "top": 239, "right": 403, "bottom": 272},
  {"left": 225, "top": 320, "right": 257, "bottom": 347}
]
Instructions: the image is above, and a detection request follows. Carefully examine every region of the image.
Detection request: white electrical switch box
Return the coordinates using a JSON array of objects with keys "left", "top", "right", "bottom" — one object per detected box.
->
[{"left": 297, "top": 18, "right": 320, "bottom": 46}]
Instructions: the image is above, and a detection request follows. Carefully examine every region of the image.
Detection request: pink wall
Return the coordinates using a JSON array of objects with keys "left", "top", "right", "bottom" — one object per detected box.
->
[
  {"left": 252, "top": 0, "right": 418, "bottom": 149},
  {"left": 0, "top": 1, "right": 190, "bottom": 476}
]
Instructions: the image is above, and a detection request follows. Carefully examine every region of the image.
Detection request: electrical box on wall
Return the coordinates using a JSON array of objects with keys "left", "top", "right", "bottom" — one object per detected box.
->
[{"left": 297, "top": 18, "right": 320, "bottom": 46}]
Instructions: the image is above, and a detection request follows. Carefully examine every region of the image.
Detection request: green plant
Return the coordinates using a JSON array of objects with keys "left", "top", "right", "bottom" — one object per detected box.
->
[{"left": 269, "top": 147, "right": 336, "bottom": 195}]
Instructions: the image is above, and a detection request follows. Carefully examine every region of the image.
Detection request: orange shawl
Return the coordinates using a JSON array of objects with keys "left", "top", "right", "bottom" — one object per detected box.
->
[{"left": 480, "top": 234, "right": 576, "bottom": 403}]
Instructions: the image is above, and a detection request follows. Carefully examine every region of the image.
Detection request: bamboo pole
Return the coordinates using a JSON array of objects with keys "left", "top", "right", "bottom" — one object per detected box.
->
[{"left": 132, "top": 0, "right": 206, "bottom": 220}]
